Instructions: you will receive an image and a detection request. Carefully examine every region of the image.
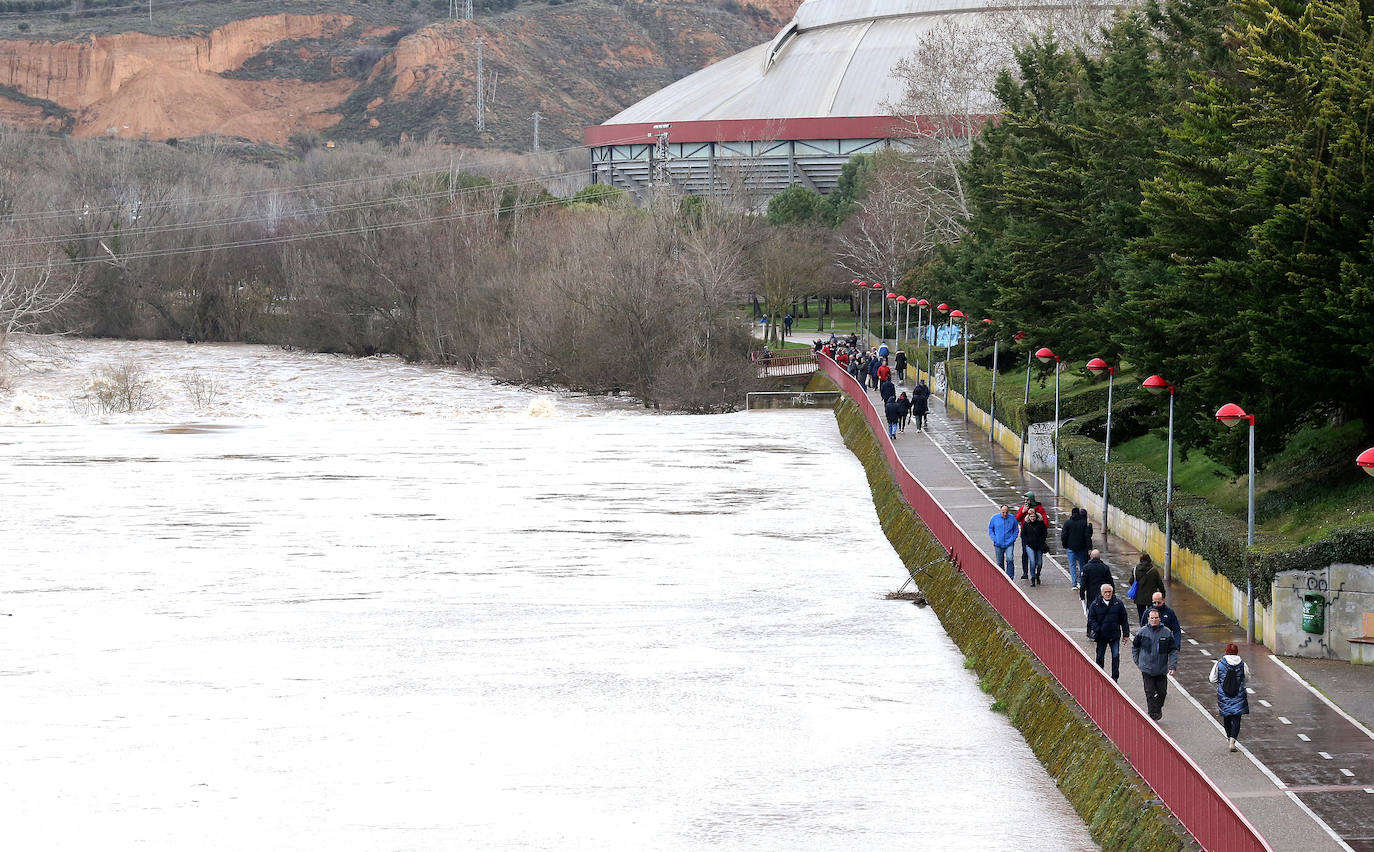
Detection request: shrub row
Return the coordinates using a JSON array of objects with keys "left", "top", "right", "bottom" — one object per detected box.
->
[{"left": 942, "top": 361, "right": 1374, "bottom": 605}]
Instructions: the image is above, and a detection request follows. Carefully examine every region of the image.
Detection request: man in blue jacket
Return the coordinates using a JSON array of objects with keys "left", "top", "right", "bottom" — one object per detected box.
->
[{"left": 987, "top": 505, "right": 1019, "bottom": 579}]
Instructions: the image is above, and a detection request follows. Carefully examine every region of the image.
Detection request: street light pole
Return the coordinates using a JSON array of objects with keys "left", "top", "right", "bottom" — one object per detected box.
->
[
  {"left": 1217, "top": 403, "right": 1256, "bottom": 644},
  {"left": 874, "top": 282, "right": 886, "bottom": 343},
  {"left": 951, "top": 310, "right": 968, "bottom": 425},
  {"left": 917, "top": 299, "right": 930, "bottom": 382},
  {"left": 1015, "top": 331, "right": 1029, "bottom": 469},
  {"left": 938, "top": 304, "right": 952, "bottom": 411},
  {"left": 1037, "top": 348, "right": 1062, "bottom": 501},
  {"left": 985, "top": 319, "right": 997, "bottom": 445},
  {"left": 1087, "top": 358, "right": 1115, "bottom": 552},
  {"left": 1144, "top": 375, "right": 1177, "bottom": 586}
]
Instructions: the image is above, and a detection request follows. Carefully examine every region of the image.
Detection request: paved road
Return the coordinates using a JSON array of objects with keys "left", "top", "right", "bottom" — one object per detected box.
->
[{"left": 849, "top": 370, "right": 1374, "bottom": 852}]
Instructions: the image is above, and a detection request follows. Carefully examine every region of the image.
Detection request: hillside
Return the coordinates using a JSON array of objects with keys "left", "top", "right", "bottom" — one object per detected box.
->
[{"left": 0, "top": 0, "right": 799, "bottom": 149}]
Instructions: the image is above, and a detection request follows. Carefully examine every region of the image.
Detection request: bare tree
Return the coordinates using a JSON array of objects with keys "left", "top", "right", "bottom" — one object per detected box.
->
[{"left": 0, "top": 257, "right": 84, "bottom": 353}]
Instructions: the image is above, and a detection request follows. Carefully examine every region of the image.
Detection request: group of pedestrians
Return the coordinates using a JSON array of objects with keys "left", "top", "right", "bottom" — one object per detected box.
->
[
  {"left": 987, "top": 499, "right": 1249, "bottom": 748},
  {"left": 819, "top": 336, "right": 930, "bottom": 439}
]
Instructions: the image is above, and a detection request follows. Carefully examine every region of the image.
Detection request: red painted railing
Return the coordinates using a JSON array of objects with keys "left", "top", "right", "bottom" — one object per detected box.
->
[{"left": 818, "top": 354, "right": 1271, "bottom": 852}]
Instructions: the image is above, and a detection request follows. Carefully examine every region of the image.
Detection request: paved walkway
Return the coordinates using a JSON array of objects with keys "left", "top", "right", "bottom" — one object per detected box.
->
[{"left": 843, "top": 366, "right": 1374, "bottom": 852}]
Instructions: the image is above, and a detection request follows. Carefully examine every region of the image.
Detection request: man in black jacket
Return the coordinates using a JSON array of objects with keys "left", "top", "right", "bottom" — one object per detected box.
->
[
  {"left": 1079, "top": 550, "right": 1114, "bottom": 603},
  {"left": 1086, "top": 584, "right": 1131, "bottom": 680},
  {"left": 1060, "top": 507, "right": 1093, "bottom": 590}
]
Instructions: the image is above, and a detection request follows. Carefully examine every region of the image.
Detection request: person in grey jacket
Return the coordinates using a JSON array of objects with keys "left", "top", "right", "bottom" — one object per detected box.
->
[{"left": 1132, "top": 608, "right": 1179, "bottom": 720}]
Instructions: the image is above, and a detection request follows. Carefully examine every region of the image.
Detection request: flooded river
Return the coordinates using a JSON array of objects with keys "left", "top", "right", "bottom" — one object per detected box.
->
[{"left": 0, "top": 339, "right": 1094, "bottom": 850}]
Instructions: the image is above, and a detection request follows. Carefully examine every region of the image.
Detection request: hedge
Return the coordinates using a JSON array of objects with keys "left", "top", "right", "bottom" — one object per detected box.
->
[{"left": 941, "top": 363, "right": 1374, "bottom": 606}]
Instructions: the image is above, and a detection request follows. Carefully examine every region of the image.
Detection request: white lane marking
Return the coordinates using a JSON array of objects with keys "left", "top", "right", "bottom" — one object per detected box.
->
[
  {"left": 1280, "top": 716, "right": 1293, "bottom": 725},
  {"left": 1270, "top": 654, "right": 1374, "bottom": 741},
  {"left": 1259, "top": 699, "right": 1272, "bottom": 708},
  {"left": 1172, "top": 678, "right": 1355, "bottom": 852},
  {"left": 1341, "top": 769, "right": 1355, "bottom": 777},
  {"left": 1365, "top": 788, "right": 1373, "bottom": 793},
  {"left": 1246, "top": 687, "right": 1256, "bottom": 694},
  {"left": 1298, "top": 733, "right": 1312, "bottom": 742},
  {"left": 1200, "top": 649, "right": 1212, "bottom": 656},
  {"left": 1187, "top": 638, "right": 1199, "bottom": 645},
  {"left": 1320, "top": 751, "right": 1333, "bottom": 760}
]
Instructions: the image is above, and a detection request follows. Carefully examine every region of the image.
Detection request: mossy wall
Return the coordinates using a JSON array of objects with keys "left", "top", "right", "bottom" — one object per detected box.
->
[{"left": 833, "top": 398, "right": 1198, "bottom": 852}]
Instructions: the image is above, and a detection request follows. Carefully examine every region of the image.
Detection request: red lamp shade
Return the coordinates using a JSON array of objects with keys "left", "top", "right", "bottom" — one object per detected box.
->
[
  {"left": 1358, "top": 447, "right": 1374, "bottom": 476},
  {"left": 886, "top": 292, "right": 898, "bottom": 300},
  {"left": 981, "top": 317, "right": 993, "bottom": 325},
  {"left": 1013, "top": 331, "right": 1027, "bottom": 341},
  {"left": 1035, "top": 347, "right": 1057, "bottom": 363},
  {"left": 1142, "top": 374, "right": 1171, "bottom": 395},
  {"left": 917, "top": 299, "right": 929, "bottom": 307},
  {"left": 896, "top": 296, "right": 908, "bottom": 303},
  {"left": 937, "top": 303, "right": 950, "bottom": 313},
  {"left": 1085, "top": 357, "right": 1109, "bottom": 375},
  {"left": 872, "top": 282, "right": 884, "bottom": 289},
  {"left": 1215, "top": 402, "right": 1249, "bottom": 428},
  {"left": 950, "top": 310, "right": 966, "bottom": 321}
]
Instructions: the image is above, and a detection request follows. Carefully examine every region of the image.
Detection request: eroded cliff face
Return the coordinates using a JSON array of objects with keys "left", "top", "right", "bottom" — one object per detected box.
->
[{"left": 0, "top": 1, "right": 801, "bottom": 147}]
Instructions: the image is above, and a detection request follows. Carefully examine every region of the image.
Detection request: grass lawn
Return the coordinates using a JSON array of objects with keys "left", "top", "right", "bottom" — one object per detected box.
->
[{"left": 1110, "top": 433, "right": 1248, "bottom": 514}]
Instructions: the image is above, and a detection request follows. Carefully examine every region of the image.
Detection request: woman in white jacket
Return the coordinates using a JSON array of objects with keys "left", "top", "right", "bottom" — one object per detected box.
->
[{"left": 1208, "top": 642, "right": 1250, "bottom": 752}]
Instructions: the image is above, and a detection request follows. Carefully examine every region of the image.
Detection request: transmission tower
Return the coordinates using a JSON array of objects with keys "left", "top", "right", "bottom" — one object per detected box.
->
[
  {"left": 530, "top": 111, "right": 542, "bottom": 152},
  {"left": 648, "top": 124, "right": 672, "bottom": 186},
  {"left": 464, "top": 0, "right": 473, "bottom": 20},
  {"left": 474, "top": 40, "right": 486, "bottom": 133}
]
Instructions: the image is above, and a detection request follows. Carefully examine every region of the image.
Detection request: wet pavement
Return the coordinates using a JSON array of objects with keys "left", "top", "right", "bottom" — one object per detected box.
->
[{"left": 851, "top": 370, "right": 1374, "bottom": 852}]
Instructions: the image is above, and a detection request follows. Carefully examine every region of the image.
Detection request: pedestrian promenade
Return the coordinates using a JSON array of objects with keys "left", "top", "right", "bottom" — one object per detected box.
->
[{"left": 844, "top": 362, "right": 1373, "bottom": 852}]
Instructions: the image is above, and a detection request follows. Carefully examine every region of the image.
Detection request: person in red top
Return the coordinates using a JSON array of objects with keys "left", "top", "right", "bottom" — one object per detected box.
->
[
  {"left": 1015, "top": 491, "right": 1050, "bottom": 580},
  {"left": 877, "top": 361, "right": 891, "bottom": 382}
]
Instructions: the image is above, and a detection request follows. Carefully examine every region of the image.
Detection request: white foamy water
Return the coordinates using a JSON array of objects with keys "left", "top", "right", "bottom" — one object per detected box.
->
[{"left": 0, "top": 338, "right": 1095, "bottom": 850}]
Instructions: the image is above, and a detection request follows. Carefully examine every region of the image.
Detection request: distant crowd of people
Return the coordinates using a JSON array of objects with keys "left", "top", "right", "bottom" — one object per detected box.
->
[{"left": 814, "top": 335, "right": 929, "bottom": 439}]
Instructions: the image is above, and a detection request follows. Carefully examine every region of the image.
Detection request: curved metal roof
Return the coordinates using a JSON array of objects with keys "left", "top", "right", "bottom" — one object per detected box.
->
[{"left": 601, "top": 0, "right": 1012, "bottom": 128}]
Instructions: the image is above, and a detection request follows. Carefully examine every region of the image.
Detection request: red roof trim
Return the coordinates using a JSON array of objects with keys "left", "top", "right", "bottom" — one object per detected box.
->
[{"left": 583, "top": 115, "right": 985, "bottom": 147}]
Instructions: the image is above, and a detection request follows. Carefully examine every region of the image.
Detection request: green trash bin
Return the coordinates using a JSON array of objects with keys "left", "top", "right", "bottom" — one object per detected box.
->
[{"left": 1302, "top": 593, "right": 1325, "bottom": 634}]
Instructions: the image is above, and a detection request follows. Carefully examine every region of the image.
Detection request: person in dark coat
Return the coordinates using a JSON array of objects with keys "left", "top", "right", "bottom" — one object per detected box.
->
[
  {"left": 1086, "top": 583, "right": 1131, "bottom": 680},
  {"left": 1146, "top": 592, "right": 1181, "bottom": 638},
  {"left": 910, "top": 381, "right": 930, "bottom": 431},
  {"left": 1060, "top": 507, "right": 1093, "bottom": 590},
  {"left": 1209, "top": 642, "right": 1249, "bottom": 751},
  {"left": 879, "top": 377, "right": 896, "bottom": 404},
  {"left": 896, "top": 392, "right": 911, "bottom": 432},
  {"left": 1021, "top": 512, "right": 1048, "bottom": 585},
  {"left": 895, "top": 350, "right": 908, "bottom": 381},
  {"left": 867, "top": 355, "right": 881, "bottom": 389},
  {"left": 1132, "top": 553, "right": 1165, "bottom": 623},
  {"left": 885, "top": 396, "right": 903, "bottom": 439},
  {"left": 1079, "top": 550, "right": 1114, "bottom": 602},
  {"left": 1017, "top": 492, "right": 1050, "bottom": 581}
]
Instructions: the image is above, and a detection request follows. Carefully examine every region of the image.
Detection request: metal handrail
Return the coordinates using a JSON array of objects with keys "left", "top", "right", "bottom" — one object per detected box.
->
[{"left": 817, "top": 353, "right": 1272, "bottom": 852}]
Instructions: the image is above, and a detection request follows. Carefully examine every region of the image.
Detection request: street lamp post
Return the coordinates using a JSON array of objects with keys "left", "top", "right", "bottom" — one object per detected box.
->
[
  {"left": 951, "top": 310, "right": 968, "bottom": 424},
  {"left": 1086, "top": 358, "right": 1115, "bottom": 551},
  {"left": 1036, "top": 347, "right": 1062, "bottom": 501},
  {"left": 873, "top": 282, "right": 886, "bottom": 343},
  {"left": 1015, "top": 331, "right": 1029, "bottom": 469},
  {"left": 917, "top": 299, "right": 930, "bottom": 381},
  {"left": 1143, "top": 375, "right": 1177, "bottom": 585},
  {"left": 938, "top": 304, "right": 952, "bottom": 411},
  {"left": 984, "top": 319, "right": 997, "bottom": 444},
  {"left": 887, "top": 291, "right": 899, "bottom": 345},
  {"left": 1359, "top": 447, "right": 1374, "bottom": 475},
  {"left": 899, "top": 296, "right": 910, "bottom": 343},
  {"left": 1217, "top": 403, "right": 1256, "bottom": 644}
]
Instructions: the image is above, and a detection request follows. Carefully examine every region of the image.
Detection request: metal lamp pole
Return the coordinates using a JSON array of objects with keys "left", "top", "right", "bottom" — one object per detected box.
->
[
  {"left": 938, "top": 304, "right": 952, "bottom": 411},
  {"left": 1037, "top": 348, "right": 1062, "bottom": 501},
  {"left": 951, "top": 310, "right": 968, "bottom": 425},
  {"left": 1144, "top": 375, "right": 1177, "bottom": 586},
  {"left": 985, "top": 320, "right": 998, "bottom": 445},
  {"left": 874, "top": 282, "right": 886, "bottom": 343},
  {"left": 1217, "top": 403, "right": 1256, "bottom": 644},
  {"left": 917, "top": 299, "right": 930, "bottom": 382},
  {"left": 1086, "top": 358, "right": 1115, "bottom": 551},
  {"left": 1016, "top": 331, "right": 1029, "bottom": 469}
]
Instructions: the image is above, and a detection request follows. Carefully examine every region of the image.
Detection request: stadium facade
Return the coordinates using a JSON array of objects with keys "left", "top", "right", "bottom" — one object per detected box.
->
[{"left": 583, "top": 0, "right": 1011, "bottom": 200}]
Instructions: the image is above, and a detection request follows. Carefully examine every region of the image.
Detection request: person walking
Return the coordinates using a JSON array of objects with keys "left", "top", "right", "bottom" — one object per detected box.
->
[
  {"left": 988, "top": 505, "right": 1019, "bottom": 580},
  {"left": 1132, "top": 553, "right": 1165, "bottom": 623},
  {"left": 879, "top": 376, "right": 896, "bottom": 405},
  {"left": 1022, "top": 511, "right": 1048, "bottom": 585},
  {"left": 867, "top": 354, "right": 881, "bottom": 390},
  {"left": 877, "top": 360, "right": 892, "bottom": 383},
  {"left": 1079, "top": 550, "right": 1114, "bottom": 604},
  {"left": 1086, "top": 583, "right": 1131, "bottom": 680},
  {"left": 1209, "top": 643, "right": 1249, "bottom": 752},
  {"left": 885, "top": 395, "right": 903, "bottom": 439},
  {"left": 910, "top": 381, "right": 930, "bottom": 431},
  {"left": 783, "top": 313, "right": 793, "bottom": 338},
  {"left": 895, "top": 349, "right": 908, "bottom": 382},
  {"left": 1132, "top": 608, "right": 1179, "bottom": 721},
  {"left": 896, "top": 392, "right": 911, "bottom": 432},
  {"left": 1060, "top": 507, "right": 1093, "bottom": 591},
  {"left": 1146, "top": 592, "right": 1181, "bottom": 638},
  {"left": 1016, "top": 492, "right": 1050, "bottom": 581}
]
